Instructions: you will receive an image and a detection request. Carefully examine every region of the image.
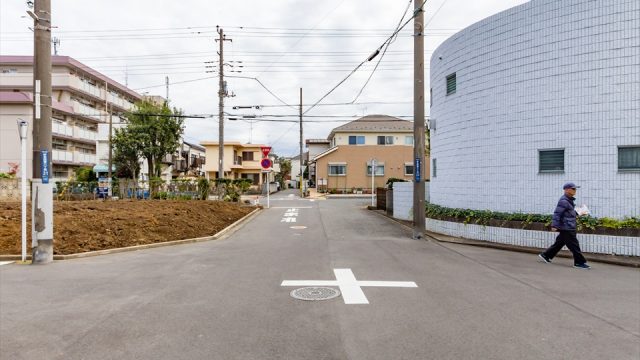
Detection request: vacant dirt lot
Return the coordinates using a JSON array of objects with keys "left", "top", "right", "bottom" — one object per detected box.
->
[{"left": 0, "top": 200, "right": 255, "bottom": 255}]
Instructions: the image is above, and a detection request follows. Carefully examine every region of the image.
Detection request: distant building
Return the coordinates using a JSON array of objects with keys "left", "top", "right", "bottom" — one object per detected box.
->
[
  {"left": 429, "top": 0, "right": 640, "bottom": 218},
  {"left": 311, "top": 115, "right": 428, "bottom": 192},
  {"left": 0, "top": 55, "right": 142, "bottom": 181},
  {"left": 200, "top": 141, "right": 276, "bottom": 187}
]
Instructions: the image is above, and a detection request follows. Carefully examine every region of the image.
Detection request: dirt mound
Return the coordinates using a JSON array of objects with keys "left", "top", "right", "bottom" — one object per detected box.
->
[{"left": 0, "top": 200, "right": 255, "bottom": 255}]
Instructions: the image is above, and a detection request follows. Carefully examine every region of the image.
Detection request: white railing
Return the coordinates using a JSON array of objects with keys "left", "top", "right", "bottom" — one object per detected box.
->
[
  {"left": 52, "top": 150, "right": 73, "bottom": 162},
  {"left": 74, "top": 127, "right": 97, "bottom": 141},
  {"left": 74, "top": 152, "right": 96, "bottom": 164},
  {"left": 52, "top": 122, "right": 73, "bottom": 137},
  {"left": 73, "top": 101, "right": 103, "bottom": 121}
]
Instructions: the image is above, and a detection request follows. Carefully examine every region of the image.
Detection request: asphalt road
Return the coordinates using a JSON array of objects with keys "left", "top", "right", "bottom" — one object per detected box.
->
[{"left": 1, "top": 189, "right": 639, "bottom": 360}]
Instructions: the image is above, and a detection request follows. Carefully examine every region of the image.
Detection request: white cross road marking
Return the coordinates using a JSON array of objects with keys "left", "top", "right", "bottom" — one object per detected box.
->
[
  {"left": 281, "top": 218, "right": 296, "bottom": 223},
  {"left": 281, "top": 268, "right": 418, "bottom": 305}
]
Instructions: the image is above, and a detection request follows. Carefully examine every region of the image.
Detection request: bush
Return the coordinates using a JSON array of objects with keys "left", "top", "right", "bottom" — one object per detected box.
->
[{"left": 425, "top": 203, "right": 640, "bottom": 231}]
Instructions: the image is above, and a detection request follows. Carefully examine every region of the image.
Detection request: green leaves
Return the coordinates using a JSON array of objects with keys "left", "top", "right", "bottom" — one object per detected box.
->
[{"left": 425, "top": 203, "right": 639, "bottom": 231}]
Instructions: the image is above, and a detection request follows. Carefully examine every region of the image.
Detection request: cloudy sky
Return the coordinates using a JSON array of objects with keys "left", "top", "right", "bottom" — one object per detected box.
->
[{"left": 0, "top": 0, "right": 527, "bottom": 157}]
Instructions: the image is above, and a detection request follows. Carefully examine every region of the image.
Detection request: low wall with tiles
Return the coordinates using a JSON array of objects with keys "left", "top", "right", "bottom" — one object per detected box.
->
[
  {"left": 426, "top": 218, "right": 640, "bottom": 257},
  {"left": 392, "top": 182, "right": 430, "bottom": 221}
]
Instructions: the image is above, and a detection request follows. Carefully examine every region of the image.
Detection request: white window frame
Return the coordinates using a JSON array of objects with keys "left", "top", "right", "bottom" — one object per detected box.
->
[
  {"left": 328, "top": 164, "right": 347, "bottom": 176},
  {"left": 404, "top": 163, "right": 414, "bottom": 175},
  {"left": 366, "top": 164, "right": 385, "bottom": 176}
]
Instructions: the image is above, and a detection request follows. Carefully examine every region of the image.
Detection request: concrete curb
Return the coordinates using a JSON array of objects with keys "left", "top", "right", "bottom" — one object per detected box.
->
[
  {"left": 0, "top": 208, "right": 261, "bottom": 262},
  {"left": 369, "top": 209, "right": 640, "bottom": 268}
]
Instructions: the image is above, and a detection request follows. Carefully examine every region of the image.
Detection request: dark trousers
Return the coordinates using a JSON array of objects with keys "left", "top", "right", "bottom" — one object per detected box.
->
[{"left": 542, "top": 230, "right": 587, "bottom": 265}]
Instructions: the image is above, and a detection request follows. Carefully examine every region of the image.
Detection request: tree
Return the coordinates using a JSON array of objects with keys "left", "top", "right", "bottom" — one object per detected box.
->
[
  {"left": 112, "top": 126, "right": 144, "bottom": 180},
  {"left": 275, "top": 158, "right": 291, "bottom": 188},
  {"left": 74, "top": 167, "right": 96, "bottom": 182},
  {"left": 124, "top": 99, "right": 184, "bottom": 179}
]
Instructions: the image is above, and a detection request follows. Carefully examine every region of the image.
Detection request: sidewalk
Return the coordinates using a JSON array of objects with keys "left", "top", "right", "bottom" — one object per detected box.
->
[{"left": 372, "top": 209, "right": 640, "bottom": 268}]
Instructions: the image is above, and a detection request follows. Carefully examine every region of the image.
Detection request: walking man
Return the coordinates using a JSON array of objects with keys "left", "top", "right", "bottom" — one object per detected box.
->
[{"left": 539, "top": 183, "right": 591, "bottom": 269}]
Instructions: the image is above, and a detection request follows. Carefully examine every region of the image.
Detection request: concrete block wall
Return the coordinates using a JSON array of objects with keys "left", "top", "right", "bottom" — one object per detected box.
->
[
  {"left": 427, "top": 218, "right": 640, "bottom": 257},
  {"left": 429, "top": 0, "right": 640, "bottom": 219},
  {"left": 393, "top": 182, "right": 430, "bottom": 220}
]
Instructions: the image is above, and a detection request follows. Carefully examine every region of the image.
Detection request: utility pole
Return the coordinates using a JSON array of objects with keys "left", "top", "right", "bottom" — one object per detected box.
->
[
  {"left": 413, "top": 0, "right": 426, "bottom": 240},
  {"left": 106, "top": 81, "right": 113, "bottom": 197},
  {"left": 299, "top": 88, "right": 303, "bottom": 198},
  {"left": 31, "top": 0, "right": 54, "bottom": 263},
  {"left": 165, "top": 76, "right": 169, "bottom": 103},
  {"left": 216, "top": 27, "right": 232, "bottom": 181}
]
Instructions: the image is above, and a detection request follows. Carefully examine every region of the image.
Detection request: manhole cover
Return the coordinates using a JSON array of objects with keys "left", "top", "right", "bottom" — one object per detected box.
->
[
  {"left": 289, "top": 226, "right": 307, "bottom": 229},
  {"left": 290, "top": 287, "right": 341, "bottom": 301}
]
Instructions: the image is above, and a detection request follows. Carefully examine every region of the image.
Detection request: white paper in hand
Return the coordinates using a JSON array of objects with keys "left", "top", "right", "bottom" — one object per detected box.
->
[{"left": 576, "top": 204, "right": 590, "bottom": 216}]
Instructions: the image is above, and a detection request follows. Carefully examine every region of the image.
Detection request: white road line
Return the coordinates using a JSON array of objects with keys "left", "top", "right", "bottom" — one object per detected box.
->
[
  {"left": 0, "top": 261, "right": 15, "bottom": 266},
  {"left": 281, "top": 268, "right": 418, "bottom": 305}
]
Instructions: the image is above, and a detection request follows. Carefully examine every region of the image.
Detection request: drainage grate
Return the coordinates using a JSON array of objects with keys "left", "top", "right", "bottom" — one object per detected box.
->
[{"left": 290, "top": 287, "right": 341, "bottom": 301}]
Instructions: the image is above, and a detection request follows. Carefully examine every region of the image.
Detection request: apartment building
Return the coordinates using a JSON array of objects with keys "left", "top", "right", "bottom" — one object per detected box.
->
[
  {"left": 0, "top": 55, "right": 142, "bottom": 182},
  {"left": 312, "top": 115, "right": 429, "bottom": 192}
]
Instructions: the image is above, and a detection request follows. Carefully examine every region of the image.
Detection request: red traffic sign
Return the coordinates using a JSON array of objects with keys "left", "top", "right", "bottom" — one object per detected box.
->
[
  {"left": 260, "top": 158, "right": 272, "bottom": 169},
  {"left": 260, "top": 146, "right": 272, "bottom": 158}
]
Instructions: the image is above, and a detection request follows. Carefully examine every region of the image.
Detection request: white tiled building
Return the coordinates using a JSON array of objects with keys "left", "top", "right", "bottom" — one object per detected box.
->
[{"left": 429, "top": 0, "right": 639, "bottom": 218}]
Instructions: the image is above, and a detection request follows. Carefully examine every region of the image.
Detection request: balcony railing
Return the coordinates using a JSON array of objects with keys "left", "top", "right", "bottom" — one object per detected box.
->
[
  {"left": 52, "top": 150, "right": 73, "bottom": 162},
  {"left": 74, "top": 152, "right": 96, "bottom": 164},
  {"left": 52, "top": 122, "right": 73, "bottom": 137},
  {"left": 73, "top": 101, "right": 103, "bottom": 121},
  {"left": 74, "top": 127, "right": 97, "bottom": 141}
]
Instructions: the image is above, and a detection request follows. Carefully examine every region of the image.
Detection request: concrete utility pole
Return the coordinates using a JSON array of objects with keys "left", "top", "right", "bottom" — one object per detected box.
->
[
  {"left": 165, "top": 76, "right": 169, "bottom": 103},
  {"left": 216, "top": 27, "right": 232, "bottom": 181},
  {"left": 106, "top": 81, "right": 113, "bottom": 196},
  {"left": 299, "top": 88, "right": 303, "bottom": 198},
  {"left": 31, "top": 0, "right": 54, "bottom": 263},
  {"left": 413, "top": 0, "right": 426, "bottom": 240}
]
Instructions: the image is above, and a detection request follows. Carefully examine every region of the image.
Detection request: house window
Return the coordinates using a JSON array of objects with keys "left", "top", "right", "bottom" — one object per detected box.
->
[
  {"left": 404, "top": 163, "right": 414, "bottom": 175},
  {"left": 242, "top": 151, "right": 254, "bottom": 161},
  {"left": 405, "top": 136, "right": 414, "bottom": 145},
  {"left": 366, "top": 164, "right": 384, "bottom": 176},
  {"left": 348, "top": 135, "right": 365, "bottom": 145},
  {"left": 328, "top": 164, "right": 346, "bottom": 176},
  {"left": 619, "top": 146, "right": 640, "bottom": 170},
  {"left": 377, "top": 136, "right": 394, "bottom": 145},
  {"left": 446, "top": 73, "right": 456, "bottom": 95},
  {"left": 432, "top": 158, "right": 437, "bottom": 177},
  {"left": 241, "top": 173, "right": 259, "bottom": 185},
  {"left": 539, "top": 149, "right": 564, "bottom": 173}
]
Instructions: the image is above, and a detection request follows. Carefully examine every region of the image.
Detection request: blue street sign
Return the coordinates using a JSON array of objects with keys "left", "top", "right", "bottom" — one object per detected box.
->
[
  {"left": 415, "top": 158, "right": 421, "bottom": 182},
  {"left": 40, "top": 150, "right": 49, "bottom": 184}
]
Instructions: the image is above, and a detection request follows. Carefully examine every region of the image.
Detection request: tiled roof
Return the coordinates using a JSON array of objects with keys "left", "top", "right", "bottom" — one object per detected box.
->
[{"left": 328, "top": 114, "right": 412, "bottom": 139}]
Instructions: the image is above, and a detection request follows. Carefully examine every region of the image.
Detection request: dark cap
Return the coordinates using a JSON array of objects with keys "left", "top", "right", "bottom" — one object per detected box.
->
[{"left": 563, "top": 182, "right": 580, "bottom": 190}]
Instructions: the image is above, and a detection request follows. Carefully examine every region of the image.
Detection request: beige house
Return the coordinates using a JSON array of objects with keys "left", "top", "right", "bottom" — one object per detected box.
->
[
  {"left": 312, "top": 115, "right": 429, "bottom": 193},
  {"left": 200, "top": 141, "right": 278, "bottom": 187},
  {"left": 0, "top": 55, "right": 142, "bottom": 181}
]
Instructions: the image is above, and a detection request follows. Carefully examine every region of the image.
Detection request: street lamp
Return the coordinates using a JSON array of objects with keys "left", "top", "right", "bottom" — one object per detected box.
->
[{"left": 16, "top": 119, "right": 28, "bottom": 262}]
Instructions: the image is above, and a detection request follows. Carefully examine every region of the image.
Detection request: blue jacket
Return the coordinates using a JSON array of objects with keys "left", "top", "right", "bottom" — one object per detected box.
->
[{"left": 552, "top": 194, "right": 577, "bottom": 231}]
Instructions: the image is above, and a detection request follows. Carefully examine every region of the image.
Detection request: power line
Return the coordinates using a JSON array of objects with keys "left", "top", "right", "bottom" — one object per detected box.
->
[
  {"left": 303, "top": 0, "right": 429, "bottom": 115},
  {"left": 351, "top": 0, "right": 414, "bottom": 103}
]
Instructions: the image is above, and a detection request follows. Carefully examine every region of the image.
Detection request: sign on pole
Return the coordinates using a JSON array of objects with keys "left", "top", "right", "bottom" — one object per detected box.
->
[
  {"left": 260, "top": 146, "right": 272, "bottom": 158},
  {"left": 260, "top": 158, "right": 272, "bottom": 169}
]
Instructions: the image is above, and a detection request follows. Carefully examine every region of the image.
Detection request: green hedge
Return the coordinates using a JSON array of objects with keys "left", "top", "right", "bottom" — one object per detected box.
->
[{"left": 425, "top": 203, "right": 640, "bottom": 231}]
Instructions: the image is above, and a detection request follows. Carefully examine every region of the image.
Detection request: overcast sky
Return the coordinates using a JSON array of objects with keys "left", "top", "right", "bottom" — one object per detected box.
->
[{"left": 1, "top": 0, "right": 528, "bottom": 157}]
